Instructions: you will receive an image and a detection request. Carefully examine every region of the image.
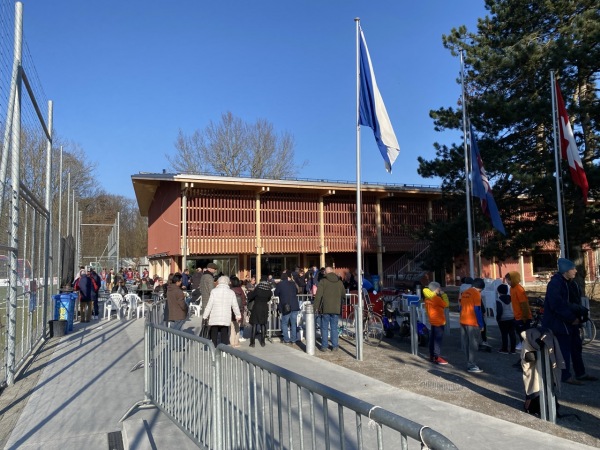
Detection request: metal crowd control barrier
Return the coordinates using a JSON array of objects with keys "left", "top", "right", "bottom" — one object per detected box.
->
[
  {"left": 122, "top": 322, "right": 458, "bottom": 449},
  {"left": 268, "top": 295, "right": 281, "bottom": 342},
  {"left": 536, "top": 342, "right": 556, "bottom": 423}
]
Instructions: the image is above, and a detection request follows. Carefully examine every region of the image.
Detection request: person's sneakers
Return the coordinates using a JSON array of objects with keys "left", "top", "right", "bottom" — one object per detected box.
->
[
  {"left": 576, "top": 374, "right": 598, "bottom": 382},
  {"left": 239, "top": 337, "right": 247, "bottom": 342},
  {"left": 498, "top": 350, "right": 509, "bottom": 355},
  {"left": 515, "top": 342, "right": 523, "bottom": 351},
  {"left": 564, "top": 377, "right": 584, "bottom": 385},
  {"left": 331, "top": 346, "right": 339, "bottom": 352},
  {"left": 319, "top": 347, "right": 328, "bottom": 353},
  {"left": 434, "top": 356, "right": 448, "bottom": 365},
  {"left": 467, "top": 365, "right": 483, "bottom": 373}
]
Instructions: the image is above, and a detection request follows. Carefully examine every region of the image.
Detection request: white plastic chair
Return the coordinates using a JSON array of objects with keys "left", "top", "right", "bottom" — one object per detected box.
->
[
  {"left": 137, "top": 299, "right": 151, "bottom": 319},
  {"left": 189, "top": 303, "right": 202, "bottom": 318},
  {"left": 125, "top": 294, "right": 141, "bottom": 319},
  {"left": 104, "top": 293, "right": 124, "bottom": 320}
]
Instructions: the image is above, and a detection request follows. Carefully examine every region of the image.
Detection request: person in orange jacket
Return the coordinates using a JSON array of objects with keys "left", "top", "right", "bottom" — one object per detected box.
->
[
  {"left": 424, "top": 282, "right": 449, "bottom": 365},
  {"left": 508, "top": 271, "right": 531, "bottom": 350},
  {"left": 460, "top": 278, "right": 486, "bottom": 373}
]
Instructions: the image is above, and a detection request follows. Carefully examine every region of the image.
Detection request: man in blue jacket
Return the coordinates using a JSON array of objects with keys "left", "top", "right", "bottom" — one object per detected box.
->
[
  {"left": 542, "top": 258, "right": 597, "bottom": 385},
  {"left": 75, "top": 269, "right": 93, "bottom": 323},
  {"left": 275, "top": 271, "right": 300, "bottom": 345}
]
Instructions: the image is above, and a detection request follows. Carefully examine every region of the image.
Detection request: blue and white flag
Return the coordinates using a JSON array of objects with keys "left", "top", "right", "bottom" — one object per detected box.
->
[
  {"left": 358, "top": 27, "right": 400, "bottom": 173},
  {"left": 470, "top": 124, "right": 506, "bottom": 235}
]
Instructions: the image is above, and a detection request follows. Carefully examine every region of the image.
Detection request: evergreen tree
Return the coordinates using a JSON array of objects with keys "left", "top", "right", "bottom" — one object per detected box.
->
[{"left": 418, "top": 0, "right": 600, "bottom": 277}]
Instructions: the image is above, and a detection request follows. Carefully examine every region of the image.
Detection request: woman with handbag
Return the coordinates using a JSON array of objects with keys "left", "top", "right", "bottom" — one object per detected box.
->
[{"left": 246, "top": 275, "right": 273, "bottom": 347}]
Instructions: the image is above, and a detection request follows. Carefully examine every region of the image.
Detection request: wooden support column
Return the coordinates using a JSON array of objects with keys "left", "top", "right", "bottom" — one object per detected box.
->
[
  {"left": 319, "top": 195, "right": 326, "bottom": 268},
  {"left": 255, "top": 193, "right": 262, "bottom": 279},
  {"left": 255, "top": 186, "right": 269, "bottom": 279},
  {"left": 181, "top": 182, "right": 194, "bottom": 270},
  {"left": 376, "top": 198, "right": 383, "bottom": 283}
]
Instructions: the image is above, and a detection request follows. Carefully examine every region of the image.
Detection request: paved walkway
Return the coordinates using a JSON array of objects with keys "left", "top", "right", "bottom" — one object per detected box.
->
[{"left": 0, "top": 314, "right": 596, "bottom": 449}]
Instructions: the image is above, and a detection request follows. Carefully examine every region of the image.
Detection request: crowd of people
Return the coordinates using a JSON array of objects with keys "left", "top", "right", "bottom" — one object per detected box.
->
[
  {"left": 433, "top": 258, "right": 598, "bottom": 389},
  {"left": 74, "top": 258, "right": 597, "bottom": 398}
]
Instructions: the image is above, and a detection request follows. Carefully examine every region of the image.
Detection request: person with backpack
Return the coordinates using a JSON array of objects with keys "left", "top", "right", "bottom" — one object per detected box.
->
[
  {"left": 89, "top": 268, "right": 101, "bottom": 320},
  {"left": 75, "top": 269, "right": 93, "bottom": 323}
]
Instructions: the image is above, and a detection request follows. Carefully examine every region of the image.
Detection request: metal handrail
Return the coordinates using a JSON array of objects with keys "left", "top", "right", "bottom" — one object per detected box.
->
[{"left": 125, "top": 322, "right": 458, "bottom": 450}]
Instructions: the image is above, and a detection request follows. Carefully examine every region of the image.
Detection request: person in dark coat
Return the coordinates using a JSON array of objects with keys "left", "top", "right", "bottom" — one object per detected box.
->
[
  {"left": 247, "top": 276, "right": 273, "bottom": 347},
  {"left": 542, "top": 258, "right": 597, "bottom": 384},
  {"left": 75, "top": 269, "right": 93, "bottom": 323},
  {"left": 275, "top": 271, "right": 300, "bottom": 345},
  {"left": 89, "top": 269, "right": 102, "bottom": 320}
]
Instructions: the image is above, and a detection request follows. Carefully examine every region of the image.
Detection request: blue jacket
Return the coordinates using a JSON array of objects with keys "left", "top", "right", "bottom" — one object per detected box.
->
[
  {"left": 77, "top": 274, "right": 93, "bottom": 301},
  {"left": 542, "top": 273, "right": 578, "bottom": 336},
  {"left": 274, "top": 279, "right": 300, "bottom": 313}
]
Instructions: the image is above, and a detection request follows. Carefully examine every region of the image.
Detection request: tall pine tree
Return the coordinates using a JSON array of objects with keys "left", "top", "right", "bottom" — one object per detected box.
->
[{"left": 418, "top": 0, "right": 600, "bottom": 278}]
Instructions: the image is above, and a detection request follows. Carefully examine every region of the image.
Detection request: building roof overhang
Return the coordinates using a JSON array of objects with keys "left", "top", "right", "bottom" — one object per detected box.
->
[{"left": 131, "top": 172, "right": 442, "bottom": 217}]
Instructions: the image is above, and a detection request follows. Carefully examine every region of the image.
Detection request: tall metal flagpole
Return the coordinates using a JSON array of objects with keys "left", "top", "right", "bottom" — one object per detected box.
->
[
  {"left": 460, "top": 50, "right": 475, "bottom": 278},
  {"left": 354, "top": 17, "right": 364, "bottom": 361},
  {"left": 550, "top": 70, "right": 566, "bottom": 258}
]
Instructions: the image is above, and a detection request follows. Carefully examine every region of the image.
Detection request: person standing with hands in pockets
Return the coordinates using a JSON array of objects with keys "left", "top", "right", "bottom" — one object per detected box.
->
[{"left": 459, "top": 278, "right": 486, "bottom": 373}]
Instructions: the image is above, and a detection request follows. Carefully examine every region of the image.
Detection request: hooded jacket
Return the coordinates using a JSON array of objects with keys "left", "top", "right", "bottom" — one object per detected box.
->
[
  {"left": 423, "top": 287, "right": 448, "bottom": 327},
  {"left": 509, "top": 271, "right": 531, "bottom": 321},
  {"left": 314, "top": 272, "right": 345, "bottom": 315},
  {"left": 542, "top": 272, "right": 579, "bottom": 336},
  {"left": 495, "top": 284, "right": 514, "bottom": 322}
]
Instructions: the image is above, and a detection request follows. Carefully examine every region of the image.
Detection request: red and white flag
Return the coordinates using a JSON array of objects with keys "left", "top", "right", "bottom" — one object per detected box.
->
[{"left": 555, "top": 80, "right": 589, "bottom": 203}]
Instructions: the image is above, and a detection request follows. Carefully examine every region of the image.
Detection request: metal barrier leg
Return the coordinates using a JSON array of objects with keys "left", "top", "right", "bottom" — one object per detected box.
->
[
  {"left": 535, "top": 350, "right": 547, "bottom": 421},
  {"left": 410, "top": 305, "right": 418, "bottom": 356},
  {"left": 541, "top": 345, "right": 556, "bottom": 423},
  {"left": 305, "top": 304, "right": 315, "bottom": 356}
]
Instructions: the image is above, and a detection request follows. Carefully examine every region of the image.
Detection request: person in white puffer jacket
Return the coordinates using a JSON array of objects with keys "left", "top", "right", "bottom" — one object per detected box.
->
[{"left": 203, "top": 276, "right": 241, "bottom": 346}]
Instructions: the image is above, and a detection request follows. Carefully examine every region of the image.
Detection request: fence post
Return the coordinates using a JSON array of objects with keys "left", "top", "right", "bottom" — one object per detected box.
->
[
  {"left": 535, "top": 342, "right": 556, "bottom": 423},
  {"left": 305, "top": 303, "right": 315, "bottom": 355},
  {"left": 409, "top": 304, "right": 418, "bottom": 356}
]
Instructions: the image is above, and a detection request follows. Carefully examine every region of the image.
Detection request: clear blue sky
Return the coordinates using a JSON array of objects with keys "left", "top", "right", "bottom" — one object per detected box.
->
[{"left": 23, "top": 1, "right": 488, "bottom": 199}]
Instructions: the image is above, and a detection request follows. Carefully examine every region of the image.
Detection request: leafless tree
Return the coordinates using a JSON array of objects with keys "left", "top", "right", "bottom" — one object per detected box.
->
[{"left": 167, "top": 111, "right": 305, "bottom": 179}]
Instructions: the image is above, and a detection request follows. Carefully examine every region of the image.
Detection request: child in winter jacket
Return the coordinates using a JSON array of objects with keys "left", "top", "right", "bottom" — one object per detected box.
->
[
  {"left": 424, "top": 282, "right": 450, "bottom": 365},
  {"left": 496, "top": 283, "right": 517, "bottom": 354}
]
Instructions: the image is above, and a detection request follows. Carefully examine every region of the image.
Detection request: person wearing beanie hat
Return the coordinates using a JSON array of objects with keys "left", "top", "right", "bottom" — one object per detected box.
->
[
  {"left": 423, "top": 282, "right": 450, "bottom": 365},
  {"left": 557, "top": 258, "right": 576, "bottom": 274},
  {"left": 496, "top": 283, "right": 516, "bottom": 354},
  {"left": 459, "top": 276, "right": 485, "bottom": 373},
  {"left": 542, "top": 258, "right": 598, "bottom": 384}
]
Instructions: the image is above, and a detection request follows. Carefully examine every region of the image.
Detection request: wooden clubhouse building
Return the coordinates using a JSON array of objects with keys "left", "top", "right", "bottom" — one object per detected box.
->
[{"left": 132, "top": 172, "right": 598, "bottom": 286}]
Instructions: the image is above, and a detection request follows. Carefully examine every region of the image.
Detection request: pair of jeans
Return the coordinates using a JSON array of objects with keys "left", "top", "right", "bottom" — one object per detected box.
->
[
  {"left": 461, "top": 325, "right": 481, "bottom": 367},
  {"left": 320, "top": 314, "right": 339, "bottom": 349},
  {"left": 429, "top": 325, "right": 444, "bottom": 359},
  {"left": 281, "top": 310, "right": 298, "bottom": 343}
]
